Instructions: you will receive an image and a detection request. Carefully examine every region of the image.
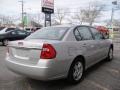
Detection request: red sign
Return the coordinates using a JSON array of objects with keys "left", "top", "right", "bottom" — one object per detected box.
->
[{"left": 42, "top": 0, "right": 54, "bottom": 9}]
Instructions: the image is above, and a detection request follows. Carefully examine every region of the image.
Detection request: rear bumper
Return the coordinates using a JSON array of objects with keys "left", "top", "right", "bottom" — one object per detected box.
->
[{"left": 5, "top": 58, "right": 66, "bottom": 81}]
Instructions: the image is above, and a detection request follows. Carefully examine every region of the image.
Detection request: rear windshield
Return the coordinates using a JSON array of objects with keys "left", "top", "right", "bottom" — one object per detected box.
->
[{"left": 26, "top": 27, "right": 69, "bottom": 40}]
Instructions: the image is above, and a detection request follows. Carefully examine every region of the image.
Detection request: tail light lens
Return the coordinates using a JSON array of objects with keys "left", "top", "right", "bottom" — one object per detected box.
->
[{"left": 40, "top": 44, "right": 56, "bottom": 59}]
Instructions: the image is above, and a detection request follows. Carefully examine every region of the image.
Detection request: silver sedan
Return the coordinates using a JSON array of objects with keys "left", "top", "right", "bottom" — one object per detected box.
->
[{"left": 5, "top": 25, "right": 113, "bottom": 84}]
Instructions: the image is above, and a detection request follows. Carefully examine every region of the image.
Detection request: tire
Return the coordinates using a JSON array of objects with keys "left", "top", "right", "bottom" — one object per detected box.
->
[
  {"left": 106, "top": 48, "right": 113, "bottom": 61},
  {"left": 67, "top": 59, "right": 84, "bottom": 84},
  {"left": 2, "top": 39, "right": 9, "bottom": 46}
]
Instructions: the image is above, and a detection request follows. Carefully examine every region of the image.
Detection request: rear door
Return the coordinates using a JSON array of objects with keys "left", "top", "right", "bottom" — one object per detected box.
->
[
  {"left": 75, "top": 26, "right": 97, "bottom": 66},
  {"left": 8, "top": 31, "right": 18, "bottom": 41},
  {"left": 90, "top": 27, "right": 108, "bottom": 61}
]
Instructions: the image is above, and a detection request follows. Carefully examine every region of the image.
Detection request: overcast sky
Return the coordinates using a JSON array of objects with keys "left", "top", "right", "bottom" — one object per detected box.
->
[
  {"left": 0, "top": 0, "right": 120, "bottom": 21},
  {"left": 0, "top": 0, "right": 115, "bottom": 14}
]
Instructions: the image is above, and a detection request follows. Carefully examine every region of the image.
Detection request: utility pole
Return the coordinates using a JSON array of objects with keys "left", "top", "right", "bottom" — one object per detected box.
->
[
  {"left": 110, "top": 8, "right": 114, "bottom": 26},
  {"left": 19, "top": 0, "right": 24, "bottom": 29},
  {"left": 111, "top": 1, "right": 117, "bottom": 26},
  {"left": 110, "top": 1, "right": 117, "bottom": 39}
]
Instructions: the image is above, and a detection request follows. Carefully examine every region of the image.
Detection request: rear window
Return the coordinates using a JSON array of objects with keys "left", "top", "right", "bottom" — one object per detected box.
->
[{"left": 26, "top": 27, "right": 69, "bottom": 40}]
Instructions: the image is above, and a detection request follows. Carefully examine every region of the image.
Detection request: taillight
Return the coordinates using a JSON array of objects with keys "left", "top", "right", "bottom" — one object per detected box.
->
[{"left": 40, "top": 44, "right": 56, "bottom": 59}]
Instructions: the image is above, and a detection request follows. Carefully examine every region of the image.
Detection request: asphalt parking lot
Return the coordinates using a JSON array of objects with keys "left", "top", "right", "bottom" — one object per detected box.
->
[{"left": 0, "top": 41, "right": 120, "bottom": 90}]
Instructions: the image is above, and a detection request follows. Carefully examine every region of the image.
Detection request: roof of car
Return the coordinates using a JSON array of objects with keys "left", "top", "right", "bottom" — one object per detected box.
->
[{"left": 49, "top": 24, "right": 94, "bottom": 28}]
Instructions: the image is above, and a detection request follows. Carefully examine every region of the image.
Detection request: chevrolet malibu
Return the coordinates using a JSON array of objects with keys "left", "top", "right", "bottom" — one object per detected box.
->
[{"left": 6, "top": 25, "right": 113, "bottom": 83}]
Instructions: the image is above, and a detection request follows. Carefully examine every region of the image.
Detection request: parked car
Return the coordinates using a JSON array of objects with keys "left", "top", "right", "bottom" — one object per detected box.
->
[
  {"left": 96, "top": 26, "right": 109, "bottom": 39},
  {"left": 25, "top": 27, "right": 41, "bottom": 33},
  {"left": 0, "top": 27, "right": 16, "bottom": 34},
  {"left": 0, "top": 29, "right": 31, "bottom": 45},
  {"left": 6, "top": 25, "right": 113, "bottom": 84}
]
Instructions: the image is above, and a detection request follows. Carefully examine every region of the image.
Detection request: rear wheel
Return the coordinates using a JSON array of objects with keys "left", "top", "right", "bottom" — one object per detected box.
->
[
  {"left": 67, "top": 59, "right": 84, "bottom": 84},
  {"left": 2, "top": 39, "right": 9, "bottom": 46},
  {"left": 106, "top": 48, "right": 113, "bottom": 61}
]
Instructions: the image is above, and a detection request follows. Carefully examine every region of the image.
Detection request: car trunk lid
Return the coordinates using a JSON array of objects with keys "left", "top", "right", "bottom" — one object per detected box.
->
[{"left": 8, "top": 40, "right": 45, "bottom": 65}]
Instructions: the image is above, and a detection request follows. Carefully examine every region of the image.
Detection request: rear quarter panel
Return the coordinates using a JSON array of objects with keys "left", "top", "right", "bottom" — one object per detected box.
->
[{"left": 51, "top": 41, "right": 86, "bottom": 76}]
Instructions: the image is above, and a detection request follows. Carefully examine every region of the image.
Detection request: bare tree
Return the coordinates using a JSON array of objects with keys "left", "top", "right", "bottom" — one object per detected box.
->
[
  {"left": 0, "top": 15, "right": 15, "bottom": 26},
  {"left": 74, "top": 2, "right": 105, "bottom": 25},
  {"left": 54, "top": 8, "right": 69, "bottom": 24},
  {"left": 27, "top": 13, "right": 44, "bottom": 25},
  {"left": 52, "top": 19, "right": 61, "bottom": 25},
  {"left": 81, "top": 2, "right": 105, "bottom": 26},
  {"left": 66, "top": 17, "right": 74, "bottom": 25},
  {"left": 72, "top": 9, "right": 86, "bottom": 25}
]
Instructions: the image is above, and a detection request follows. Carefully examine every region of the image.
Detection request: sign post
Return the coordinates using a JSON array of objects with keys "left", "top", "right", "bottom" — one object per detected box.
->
[{"left": 42, "top": 0, "right": 54, "bottom": 27}]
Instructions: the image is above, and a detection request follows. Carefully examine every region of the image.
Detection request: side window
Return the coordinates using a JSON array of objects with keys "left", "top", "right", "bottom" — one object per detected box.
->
[
  {"left": 17, "top": 30, "right": 26, "bottom": 35},
  {"left": 77, "top": 27, "right": 93, "bottom": 40},
  {"left": 6, "top": 28, "right": 15, "bottom": 32},
  {"left": 90, "top": 28, "right": 103, "bottom": 40},
  {"left": 74, "top": 29, "right": 82, "bottom": 41},
  {"left": 11, "top": 31, "right": 17, "bottom": 35}
]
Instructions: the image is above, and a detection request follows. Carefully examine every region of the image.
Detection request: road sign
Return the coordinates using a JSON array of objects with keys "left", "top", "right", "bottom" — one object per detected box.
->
[
  {"left": 42, "top": 0, "right": 54, "bottom": 14},
  {"left": 42, "top": 7, "right": 54, "bottom": 14}
]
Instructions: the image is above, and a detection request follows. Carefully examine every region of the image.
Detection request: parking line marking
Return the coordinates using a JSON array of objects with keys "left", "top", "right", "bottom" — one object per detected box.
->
[
  {"left": 103, "top": 66, "right": 120, "bottom": 75},
  {"left": 86, "top": 80, "right": 109, "bottom": 90},
  {"left": 108, "top": 68, "right": 120, "bottom": 74}
]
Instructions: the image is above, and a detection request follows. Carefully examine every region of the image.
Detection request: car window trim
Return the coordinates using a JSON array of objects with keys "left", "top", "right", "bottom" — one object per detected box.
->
[
  {"left": 88, "top": 27, "right": 96, "bottom": 40},
  {"left": 73, "top": 27, "right": 82, "bottom": 41},
  {"left": 90, "top": 27, "right": 105, "bottom": 40},
  {"left": 75, "top": 26, "right": 94, "bottom": 41}
]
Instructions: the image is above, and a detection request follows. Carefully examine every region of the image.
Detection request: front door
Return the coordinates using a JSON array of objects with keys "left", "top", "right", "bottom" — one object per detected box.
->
[{"left": 90, "top": 27, "right": 108, "bottom": 61}]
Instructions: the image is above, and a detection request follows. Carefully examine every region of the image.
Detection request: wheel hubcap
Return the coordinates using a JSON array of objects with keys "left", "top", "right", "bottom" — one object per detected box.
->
[{"left": 73, "top": 62, "right": 83, "bottom": 81}]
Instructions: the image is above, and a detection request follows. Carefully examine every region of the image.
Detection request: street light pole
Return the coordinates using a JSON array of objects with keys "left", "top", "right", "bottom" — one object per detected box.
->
[{"left": 111, "top": 1, "right": 117, "bottom": 26}]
